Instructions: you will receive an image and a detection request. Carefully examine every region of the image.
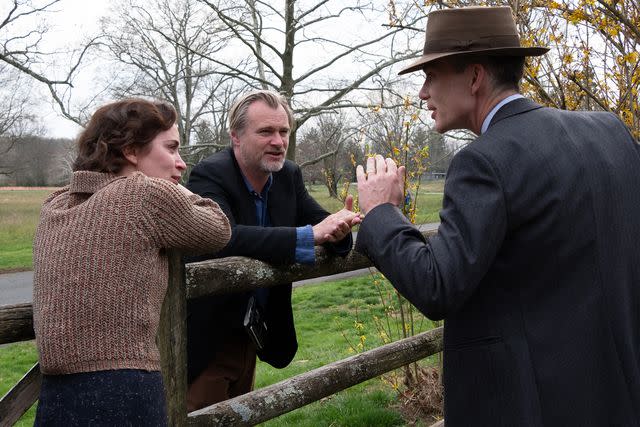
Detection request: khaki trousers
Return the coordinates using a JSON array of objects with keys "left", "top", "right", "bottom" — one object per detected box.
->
[{"left": 186, "top": 332, "right": 256, "bottom": 412}]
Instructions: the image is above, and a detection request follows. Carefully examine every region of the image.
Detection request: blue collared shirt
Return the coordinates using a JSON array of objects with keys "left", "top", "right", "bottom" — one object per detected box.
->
[
  {"left": 241, "top": 173, "right": 315, "bottom": 265},
  {"left": 481, "top": 94, "right": 524, "bottom": 134}
]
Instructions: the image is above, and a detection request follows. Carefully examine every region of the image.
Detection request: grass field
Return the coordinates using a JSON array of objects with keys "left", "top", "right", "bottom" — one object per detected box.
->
[
  {"left": 0, "top": 181, "right": 444, "bottom": 273},
  {"left": 0, "top": 189, "right": 58, "bottom": 272},
  {"left": 1, "top": 275, "right": 440, "bottom": 426},
  {"left": 307, "top": 180, "right": 445, "bottom": 225},
  {"left": 0, "top": 341, "right": 39, "bottom": 425}
]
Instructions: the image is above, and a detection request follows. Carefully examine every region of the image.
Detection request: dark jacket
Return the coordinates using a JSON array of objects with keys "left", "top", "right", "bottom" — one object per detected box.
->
[
  {"left": 186, "top": 148, "right": 352, "bottom": 381},
  {"left": 356, "top": 99, "right": 640, "bottom": 426}
]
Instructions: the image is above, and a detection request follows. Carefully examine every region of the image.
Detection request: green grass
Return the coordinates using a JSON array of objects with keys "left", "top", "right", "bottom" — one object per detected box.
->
[
  {"left": 0, "top": 276, "right": 440, "bottom": 426},
  {"left": 0, "top": 189, "right": 56, "bottom": 272},
  {"left": 0, "top": 341, "right": 39, "bottom": 425},
  {"left": 0, "top": 181, "right": 444, "bottom": 273},
  {"left": 308, "top": 180, "right": 444, "bottom": 225},
  {"left": 255, "top": 276, "right": 439, "bottom": 426}
]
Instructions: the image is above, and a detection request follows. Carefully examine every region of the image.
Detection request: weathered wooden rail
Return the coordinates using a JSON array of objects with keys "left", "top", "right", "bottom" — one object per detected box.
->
[
  {"left": 0, "top": 229, "right": 444, "bottom": 426},
  {"left": 188, "top": 327, "right": 443, "bottom": 426}
]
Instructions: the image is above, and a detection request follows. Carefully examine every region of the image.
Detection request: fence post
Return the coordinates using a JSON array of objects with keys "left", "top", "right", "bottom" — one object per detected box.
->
[{"left": 159, "top": 251, "right": 187, "bottom": 427}]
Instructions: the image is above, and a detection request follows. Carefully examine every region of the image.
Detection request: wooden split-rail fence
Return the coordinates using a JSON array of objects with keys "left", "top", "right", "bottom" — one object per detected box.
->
[{"left": 0, "top": 229, "right": 444, "bottom": 426}]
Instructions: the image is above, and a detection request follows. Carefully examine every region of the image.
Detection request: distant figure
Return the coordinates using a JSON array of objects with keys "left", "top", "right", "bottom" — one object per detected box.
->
[
  {"left": 32, "top": 98, "right": 231, "bottom": 425},
  {"left": 356, "top": 6, "right": 640, "bottom": 426},
  {"left": 185, "top": 90, "right": 361, "bottom": 411}
]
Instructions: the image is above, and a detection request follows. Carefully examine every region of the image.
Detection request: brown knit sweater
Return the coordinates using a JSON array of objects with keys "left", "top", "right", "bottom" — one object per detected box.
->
[{"left": 33, "top": 171, "right": 230, "bottom": 375}]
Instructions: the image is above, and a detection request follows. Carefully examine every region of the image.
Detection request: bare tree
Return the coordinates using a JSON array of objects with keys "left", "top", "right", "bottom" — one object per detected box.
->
[
  {"left": 0, "top": 64, "right": 45, "bottom": 175},
  {"left": 0, "top": 135, "right": 72, "bottom": 185},
  {"left": 355, "top": 83, "right": 465, "bottom": 178},
  {"left": 0, "top": 66, "right": 40, "bottom": 135},
  {"left": 297, "top": 112, "right": 362, "bottom": 197},
  {"left": 179, "top": 81, "right": 240, "bottom": 177},
  {"left": 197, "top": 0, "right": 425, "bottom": 160},
  {"left": 100, "top": 0, "right": 245, "bottom": 147},
  {"left": 0, "top": 0, "right": 98, "bottom": 125}
]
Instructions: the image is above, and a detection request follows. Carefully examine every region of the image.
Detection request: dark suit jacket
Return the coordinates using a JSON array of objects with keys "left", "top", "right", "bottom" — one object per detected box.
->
[
  {"left": 356, "top": 99, "right": 640, "bottom": 426},
  {"left": 186, "top": 148, "right": 352, "bottom": 381}
]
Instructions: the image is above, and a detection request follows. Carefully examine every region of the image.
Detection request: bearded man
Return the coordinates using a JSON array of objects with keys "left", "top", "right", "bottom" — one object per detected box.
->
[{"left": 186, "top": 90, "right": 360, "bottom": 411}]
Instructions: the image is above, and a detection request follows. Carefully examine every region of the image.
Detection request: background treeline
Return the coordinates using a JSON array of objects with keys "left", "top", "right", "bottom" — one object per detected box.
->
[
  {"left": 0, "top": 119, "right": 454, "bottom": 188},
  {"left": 0, "top": 137, "right": 74, "bottom": 187}
]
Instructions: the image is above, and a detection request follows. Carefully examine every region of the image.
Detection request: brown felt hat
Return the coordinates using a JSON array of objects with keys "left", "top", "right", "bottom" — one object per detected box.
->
[{"left": 398, "top": 6, "right": 549, "bottom": 75}]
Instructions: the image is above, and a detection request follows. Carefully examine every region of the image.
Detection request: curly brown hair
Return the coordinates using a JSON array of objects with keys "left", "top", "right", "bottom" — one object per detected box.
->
[{"left": 73, "top": 98, "right": 177, "bottom": 173}]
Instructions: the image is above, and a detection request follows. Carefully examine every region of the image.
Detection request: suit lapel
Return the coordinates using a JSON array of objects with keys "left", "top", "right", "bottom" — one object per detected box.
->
[
  {"left": 267, "top": 169, "right": 295, "bottom": 227},
  {"left": 228, "top": 148, "right": 259, "bottom": 226}
]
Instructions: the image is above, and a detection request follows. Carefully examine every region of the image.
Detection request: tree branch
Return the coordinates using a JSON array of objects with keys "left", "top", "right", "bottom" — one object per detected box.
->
[{"left": 298, "top": 148, "right": 339, "bottom": 168}]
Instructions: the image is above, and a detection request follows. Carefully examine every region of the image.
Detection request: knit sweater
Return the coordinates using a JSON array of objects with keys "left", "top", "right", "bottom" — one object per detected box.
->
[{"left": 33, "top": 171, "right": 230, "bottom": 375}]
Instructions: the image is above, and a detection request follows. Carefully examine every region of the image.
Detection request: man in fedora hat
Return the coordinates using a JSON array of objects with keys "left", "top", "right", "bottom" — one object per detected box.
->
[{"left": 355, "top": 6, "right": 640, "bottom": 426}]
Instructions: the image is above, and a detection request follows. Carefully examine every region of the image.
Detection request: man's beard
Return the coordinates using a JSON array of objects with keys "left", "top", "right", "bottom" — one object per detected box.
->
[
  {"left": 238, "top": 142, "right": 286, "bottom": 174},
  {"left": 260, "top": 156, "right": 285, "bottom": 173}
]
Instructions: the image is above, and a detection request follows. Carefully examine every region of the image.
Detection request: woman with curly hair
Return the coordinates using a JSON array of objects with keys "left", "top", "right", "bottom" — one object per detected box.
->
[{"left": 32, "top": 98, "right": 230, "bottom": 425}]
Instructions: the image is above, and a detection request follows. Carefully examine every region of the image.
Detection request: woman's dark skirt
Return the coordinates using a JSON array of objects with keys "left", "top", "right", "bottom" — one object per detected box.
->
[{"left": 35, "top": 369, "right": 167, "bottom": 426}]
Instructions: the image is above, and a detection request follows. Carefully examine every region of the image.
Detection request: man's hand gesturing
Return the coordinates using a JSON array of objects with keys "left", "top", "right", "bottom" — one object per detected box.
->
[{"left": 356, "top": 155, "right": 405, "bottom": 215}]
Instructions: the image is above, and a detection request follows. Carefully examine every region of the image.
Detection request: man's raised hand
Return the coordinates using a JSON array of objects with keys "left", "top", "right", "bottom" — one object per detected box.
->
[{"left": 356, "top": 155, "right": 405, "bottom": 215}]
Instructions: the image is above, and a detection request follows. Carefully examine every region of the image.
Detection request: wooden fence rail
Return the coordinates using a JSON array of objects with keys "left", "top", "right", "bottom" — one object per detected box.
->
[
  {"left": 0, "top": 303, "right": 34, "bottom": 345},
  {"left": 0, "top": 229, "right": 443, "bottom": 426},
  {"left": 184, "top": 242, "right": 375, "bottom": 299},
  {"left": 188, "top": 327, "right": 443, "bottom": 426},
  {"left": 0, "top": 364, "right": 41, "bottom": 427}
]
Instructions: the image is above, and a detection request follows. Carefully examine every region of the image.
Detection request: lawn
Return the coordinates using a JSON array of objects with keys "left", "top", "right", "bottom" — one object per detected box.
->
[
  {"left": 1, "top": 275, "right": 441, "bottom": 426},
  {"left": 0, "top": 189, "right": 57, "bottom": 272},
  {"left": 307, "top": 180, "right": 445, "bottom": 225},
  {"left": 0, "top": 341, "right": 39, "bottom": 425}
]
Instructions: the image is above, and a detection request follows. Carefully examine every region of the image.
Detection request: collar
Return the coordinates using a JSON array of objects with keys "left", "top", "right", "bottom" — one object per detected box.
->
[
  {"left": 69, "top": 171, "right": 123, "bottom": 194},
  {"left": 481, "top": 93, "right": 524, "bottom": 134},
  {"left": 241, "top": 171, "right": 273, "bottom": 198}
]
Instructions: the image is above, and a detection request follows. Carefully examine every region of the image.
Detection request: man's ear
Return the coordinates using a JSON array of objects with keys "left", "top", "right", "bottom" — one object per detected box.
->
[
  {"left": 123, "top": 145, "right": 138, "bottom": 166},
  {"left": 230, "top": 130, "right": 240, "bottom": 148},
  {"left": 470, "top": 64, "right": 484, "bottom": 95}
]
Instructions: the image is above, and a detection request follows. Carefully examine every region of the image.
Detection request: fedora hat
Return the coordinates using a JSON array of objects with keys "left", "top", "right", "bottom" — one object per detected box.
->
[{"left": 399, "top": 6, "right": 549, "bottom": 75}]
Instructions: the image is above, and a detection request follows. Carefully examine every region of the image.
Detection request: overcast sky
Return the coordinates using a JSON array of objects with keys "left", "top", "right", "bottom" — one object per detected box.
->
[{"left": 34, "top": 0, "right": 109, "bottom": 138}]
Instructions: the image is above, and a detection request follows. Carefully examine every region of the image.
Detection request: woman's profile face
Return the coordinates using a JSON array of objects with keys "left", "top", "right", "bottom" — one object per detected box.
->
[{"left": 132, "top": 125, "right": 186, "bottom": 184}]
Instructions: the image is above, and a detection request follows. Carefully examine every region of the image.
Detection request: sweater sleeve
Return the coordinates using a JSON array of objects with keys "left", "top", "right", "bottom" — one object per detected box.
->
[{"left": 136, "top": 175, "right": 231, "bottom": 254}]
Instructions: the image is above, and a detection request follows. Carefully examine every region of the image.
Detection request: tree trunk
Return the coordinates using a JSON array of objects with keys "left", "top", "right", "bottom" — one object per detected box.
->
[{"left": 282, "top": 0, "right": 296, "bottom": 161}]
